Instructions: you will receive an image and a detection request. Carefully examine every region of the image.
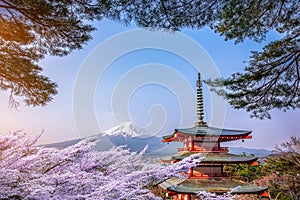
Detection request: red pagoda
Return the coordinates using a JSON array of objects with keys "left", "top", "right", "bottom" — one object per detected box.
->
[{"left": 159, "top": 73, "right": 268, "bottom": 200}]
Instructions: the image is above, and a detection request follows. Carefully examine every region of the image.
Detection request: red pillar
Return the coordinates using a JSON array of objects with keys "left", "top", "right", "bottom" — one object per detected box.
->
[
  {"left": 192, "top": 141, "right": 194, "bottom": 151},
  {"left": 189, "top": 167, "right": 193, "bottom": 177}
]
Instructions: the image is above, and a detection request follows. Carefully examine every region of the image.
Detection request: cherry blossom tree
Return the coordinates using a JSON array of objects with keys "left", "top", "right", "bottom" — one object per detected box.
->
[{"left": 0, "top": 131, "right": 206, "bottom": 200}]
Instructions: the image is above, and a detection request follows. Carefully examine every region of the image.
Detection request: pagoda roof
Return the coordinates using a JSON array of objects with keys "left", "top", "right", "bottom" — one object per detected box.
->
[
  {"left": 162, "top": 124, "right": 252, "bottom": 143},
  {"left": 159, "top": 177, "right": 268, "bottom": 195},
  {"left": 160, "top": 152, "right": 258, "bottom": 164}
]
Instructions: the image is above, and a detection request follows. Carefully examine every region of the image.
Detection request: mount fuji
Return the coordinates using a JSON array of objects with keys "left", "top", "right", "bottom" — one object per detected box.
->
[
  {"left": 101, "top": 122, "right": 165, "bottom": 152},
  {"left": 45, "top": 122, "right": 166, "bottom": 153},
  {"left": 103, "top": 121, "right": 152, "bottom": 138}
]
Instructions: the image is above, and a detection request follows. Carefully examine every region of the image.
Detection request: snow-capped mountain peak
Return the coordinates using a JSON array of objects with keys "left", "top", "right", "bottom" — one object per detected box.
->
[{"left": 103, "top": 121, "right": 152, "bottom": 138}]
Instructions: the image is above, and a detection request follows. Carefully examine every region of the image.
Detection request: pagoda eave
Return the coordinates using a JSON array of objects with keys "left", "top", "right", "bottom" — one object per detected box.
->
[
  {"left": 159, "top": 177, "right": 268, "bottom": 195},
  {"left": 160, "top": 152, "right": 258, "bottom": 164},
  {"left": 162, "top": 126, "right": 252, "bottom": 143}
]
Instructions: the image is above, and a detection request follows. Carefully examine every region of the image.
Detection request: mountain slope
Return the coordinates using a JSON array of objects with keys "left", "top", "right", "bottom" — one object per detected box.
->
[
  {"left": 101, "top": 121, "right": 164, "bottom": 152},
  {"left": 103, "top": 121, "right": 152, "bottom": 138}
]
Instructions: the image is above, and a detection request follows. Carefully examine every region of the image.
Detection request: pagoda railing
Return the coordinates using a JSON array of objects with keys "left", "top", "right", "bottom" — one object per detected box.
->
[
  {"left": 189, "top": 174, "right": 231, "bottom": 179},
  {"left": 184, "top": 171, "right": 231, "bottom": 179},
  {"left": 178, "top": 147, "right": 228, "bottom": 152}
]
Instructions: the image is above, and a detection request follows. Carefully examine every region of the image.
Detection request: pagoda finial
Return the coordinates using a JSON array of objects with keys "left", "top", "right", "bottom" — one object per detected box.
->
[{"left": 195, "top": 72, "right": 207, "bottom": 126}]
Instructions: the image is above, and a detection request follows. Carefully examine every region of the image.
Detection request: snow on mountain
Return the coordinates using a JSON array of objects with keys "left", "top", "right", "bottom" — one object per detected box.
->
[{"left": 103, "top": 121, "right": 152, "bottom": 138}]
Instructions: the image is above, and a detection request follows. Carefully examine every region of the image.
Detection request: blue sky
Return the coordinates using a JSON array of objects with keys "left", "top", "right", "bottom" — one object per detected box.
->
[{"left": 0, "top": 19, "right": 299, "bottom": 150}]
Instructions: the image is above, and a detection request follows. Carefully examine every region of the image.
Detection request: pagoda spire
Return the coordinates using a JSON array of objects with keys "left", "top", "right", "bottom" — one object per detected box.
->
[{"left": 195, "top": 72, "right": 207, "bottom": 126}]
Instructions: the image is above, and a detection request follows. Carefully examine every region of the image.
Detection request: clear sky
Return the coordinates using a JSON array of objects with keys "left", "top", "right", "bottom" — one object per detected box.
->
[{"left": 0, "top": 19, "right": 299, "bottom": 150}]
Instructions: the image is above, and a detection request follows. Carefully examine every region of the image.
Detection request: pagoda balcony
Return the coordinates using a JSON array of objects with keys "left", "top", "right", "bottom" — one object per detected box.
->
[
  {"left": 189, "top": 174, "right": 231, "bottom": 179},
  {"left": 184, "top": 171, "right": 231, "bottom": 179},
  {"left": 178, "top": 147, "right": 228, "bottom": 152}
]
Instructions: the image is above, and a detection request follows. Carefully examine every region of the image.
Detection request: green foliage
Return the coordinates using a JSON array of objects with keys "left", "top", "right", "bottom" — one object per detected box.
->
[
  {"left": 214, "top": 0, "right": 299, "bottom": 43},
  {"left": 101, "top": 0, "right": 221, "bottom": 30},
  {"left": 224, "top": 162, "right": 267, "bottom": 183},
  {"left": 206, "top": 33, "right": 299, "bottom": 119},
  {"left": 206, "top": 0, "right": 299, "bottom": 118},
  {"left": 0, "top": 0, "right": 102, "bottom": 107}
]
